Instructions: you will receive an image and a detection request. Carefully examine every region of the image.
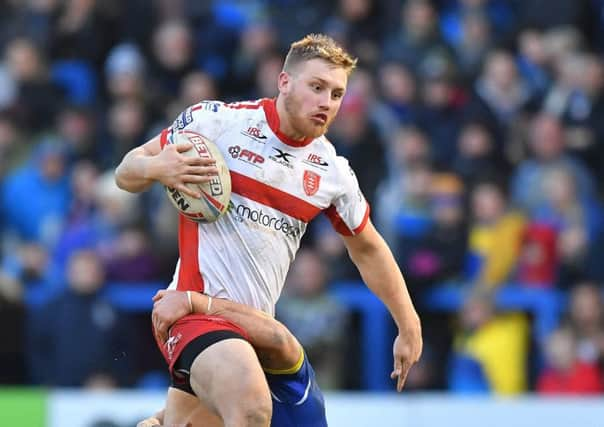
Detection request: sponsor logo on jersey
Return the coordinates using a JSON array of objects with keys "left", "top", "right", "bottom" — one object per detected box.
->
[
  {"left": 200, "top": 101, "right": 220, "bottom": 112},
  {"left": 269, "top": 147, "right": 295, "bottom": 169},
  {"left": 303, "top": 153, "right": 329, "bottom": 169},
  {"left": 228, "top": 145, "right": 265, "bottom": 167},
  {"left": 173, "top": 108, "right": 193, "bottom": 130},
  {"left": 228, "top": 201, "right": 302, "bottom": 238},
  {"left": 241, "top": 120, "right": 268, "bottom": 142},
  {"left": 242, "top": 126, "right": 267, "bottom": 141},
  {"left": 303, "top": 170, "right": 321, "bottom": 196}
]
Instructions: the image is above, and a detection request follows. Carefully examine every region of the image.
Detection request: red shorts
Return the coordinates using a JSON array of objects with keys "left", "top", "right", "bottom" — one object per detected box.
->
[{"left": 154, "top": 313, "right": 250, "bottom": 374}]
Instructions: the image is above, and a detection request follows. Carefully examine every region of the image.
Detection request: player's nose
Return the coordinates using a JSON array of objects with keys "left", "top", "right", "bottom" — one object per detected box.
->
[{"left": 315, "top": 89, "right": 332, "bottom": 108}]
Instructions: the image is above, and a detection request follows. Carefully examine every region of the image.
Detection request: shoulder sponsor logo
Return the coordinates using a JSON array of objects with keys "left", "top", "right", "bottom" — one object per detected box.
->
[
  {"left": 269, "top": 147, "right": 295, "bottom": 169},
  {"left": 303, "top": 153, "right": 329, "bottom": 169},
  {"left": 200, "top": 101, "right": 220, "bottom": 112},
  {"left": 303, "top": 170, "right": 321, "bottom": 196},
  {"left": 228, "top": 145, "right": 265, "bottom": 167},
  {"left": 173, "top": 108, "right": 193, "bottom": 130},
  {"left": 227, "top": 201, "right": 302, "bottom": 238}
]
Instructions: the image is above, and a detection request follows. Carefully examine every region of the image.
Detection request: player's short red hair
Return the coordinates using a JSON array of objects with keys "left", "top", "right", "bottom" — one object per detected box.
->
[{"left": 283, "top": 33, "right": 357, "bottom": 75}]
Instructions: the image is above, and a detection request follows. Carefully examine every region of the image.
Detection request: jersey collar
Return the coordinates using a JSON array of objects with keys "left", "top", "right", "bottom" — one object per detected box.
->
[{"left": 261, "top": 98, "right": 314, "bottom": 148}]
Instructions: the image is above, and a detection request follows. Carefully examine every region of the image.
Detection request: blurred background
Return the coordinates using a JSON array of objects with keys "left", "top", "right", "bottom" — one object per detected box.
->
[{"left": 1, "top": 0, "right": 604, "bottom": 425}]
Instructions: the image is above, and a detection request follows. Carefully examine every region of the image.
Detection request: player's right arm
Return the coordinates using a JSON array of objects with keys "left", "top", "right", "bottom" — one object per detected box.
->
[
  {"left": 114, "top": 132, "right": 217, "bottom": 198},
  {"left": 152, "top": 290, "right": 302, "bottom": 371}
]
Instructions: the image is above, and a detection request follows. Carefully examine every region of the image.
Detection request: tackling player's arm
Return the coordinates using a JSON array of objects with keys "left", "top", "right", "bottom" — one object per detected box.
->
[
  {"left": 114, "top": 132, "right": 217, "bottom": 198},
  {"left": 342, "top": 219, "right": 422, "bottom": 392},
  {"left": 152, "top": 290, "right": 302, "bottom": 371}
]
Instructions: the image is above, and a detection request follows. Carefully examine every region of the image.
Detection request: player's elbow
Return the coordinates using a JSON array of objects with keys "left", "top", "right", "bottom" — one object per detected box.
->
[
  {"left": 114, "top": 167, "right": 127, "bottom": 190},
  {"left": 114, "top": 168, "right": 135, "bottom": 193}
]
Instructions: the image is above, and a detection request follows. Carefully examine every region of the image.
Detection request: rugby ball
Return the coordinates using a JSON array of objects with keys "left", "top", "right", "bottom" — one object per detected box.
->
[{"left": 165, "top": 130, "right": 231, "bottom": 223}]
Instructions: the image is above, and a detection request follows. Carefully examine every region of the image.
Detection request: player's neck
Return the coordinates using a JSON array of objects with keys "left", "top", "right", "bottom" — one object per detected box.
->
[{"left": 275, "top": 96, "right": 307, "bottom": 141}]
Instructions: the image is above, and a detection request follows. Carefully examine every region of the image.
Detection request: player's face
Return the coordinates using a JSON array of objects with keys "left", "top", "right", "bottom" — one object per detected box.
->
[{"left": 280, "top": 58, "right": 348, "bottom": 139}]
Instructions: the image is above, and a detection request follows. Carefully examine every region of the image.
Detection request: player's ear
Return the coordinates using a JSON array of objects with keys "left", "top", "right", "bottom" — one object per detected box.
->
[{"left": 278, "top": 71, "right": 291, "bottom": 94}]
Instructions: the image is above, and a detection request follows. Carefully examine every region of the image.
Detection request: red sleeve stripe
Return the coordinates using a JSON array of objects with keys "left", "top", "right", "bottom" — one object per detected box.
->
[
  {"left": 230, "top": 171, "right": 321, "bottom": 223},
  {"left": 225, "top": 100, "right": 262, "bottom": 110},
  {"left": 176, "top": 215, "right": 205, "bottom": 292},
  {"left": 160, "top": 128, "right": 170, "bottom": 149},
  {"left": 354, "top": 204, "right": 371, "bottom": 234},
  {"left": 324, "top": 203, "right": 371, "bottom": 236}
]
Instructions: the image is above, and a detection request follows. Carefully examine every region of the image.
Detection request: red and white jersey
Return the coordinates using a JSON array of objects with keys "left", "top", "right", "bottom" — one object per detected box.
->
[{"left": 160, "top": 98, "right": 370, "bottom": 315}]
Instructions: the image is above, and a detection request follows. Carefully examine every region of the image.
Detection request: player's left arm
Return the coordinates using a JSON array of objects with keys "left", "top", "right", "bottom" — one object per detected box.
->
[
  {"left": 342, "top": 219, "right": 423, "bottom": 392},
  {"left": 152, "top": 290, "right": 302, "bottom": 371}
]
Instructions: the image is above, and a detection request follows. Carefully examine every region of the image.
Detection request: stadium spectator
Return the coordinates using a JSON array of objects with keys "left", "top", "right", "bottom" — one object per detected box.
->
[
  {"left": 466, "top": 179, "right": 525, "bottom": 289},
  {"left": 3, "top": 36, "right": 66, "bottom": 131},
  {"left": 0, "top": 137, "right": 71, "bottom": 246},
  {"left": 328, "top": 92, "right": 386, "bottom": 206},
  {"left": 382, "top": 0, "right": 451, "bottom": 72},
  {"left": 449, "top": 291, "right": 529, "bottom": 394},
  {"left": 277, "top": 248, "right": 350, "bottom": 389},
  {"left": 452, "top": 121, "right": 506, "bottom": 187},
  {"left": 26, "top": 249, "right": 133, "bottom": 387},
  {"left": 511, "top": 113, "right": 596, "bottom": 217},
  {"left": 537, "top": 328, "right": 604, "bottom": 395},
  {"left": 564, "top": 283, "right": 604, "bottom": 367}
]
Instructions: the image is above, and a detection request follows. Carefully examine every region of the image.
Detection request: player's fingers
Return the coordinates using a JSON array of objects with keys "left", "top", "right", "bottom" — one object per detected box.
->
[
  {"left": 174, "top": 142, "right": 193, "bottom": 152},
  {"left": 186, "top": 166, "right": 219, "bottom": 176},
  {"left": 152, "top": 314, "right": 159, "bottom": 338},
  {"left": 185, "top": 156, "right": 216, "bottom": 166},
  {"left": 182, "top": 174, "right": 219, "bottom": 184},
  {"left": 159, "top": 327, "right": 168, "bottom": 343},
  {"left": 396, "top": 361, "right": 412, "bottom": 392},
  {"left": 152, "top": 290, "right": 166, "bottom": 302},
  {"left": 155, "top": 320, "right": 166, "bottom": 342},
  {"left": 175, "top": 183, "right": 201, "bottom": 199},
  {"left": 390, "top": 357, "right": 402, "bottom": 379}
]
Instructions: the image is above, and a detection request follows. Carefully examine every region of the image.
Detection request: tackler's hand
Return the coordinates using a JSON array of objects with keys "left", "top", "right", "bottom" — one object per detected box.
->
[{"left": 152, "top": 290, "right": 191, "bottom": 343}]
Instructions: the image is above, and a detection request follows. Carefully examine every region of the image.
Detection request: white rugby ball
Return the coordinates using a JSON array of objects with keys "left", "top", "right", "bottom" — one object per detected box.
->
[{"left": 165, "top": 129, "right": 231, "bottom": 223}]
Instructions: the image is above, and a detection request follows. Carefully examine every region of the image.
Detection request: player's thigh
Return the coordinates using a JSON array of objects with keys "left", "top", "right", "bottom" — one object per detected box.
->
[
  {"left": 164, "top": 386, "right": 223, "bottom": 427},
  {"left": 189, "top": 338, "right": 272, "bottom": 419}
]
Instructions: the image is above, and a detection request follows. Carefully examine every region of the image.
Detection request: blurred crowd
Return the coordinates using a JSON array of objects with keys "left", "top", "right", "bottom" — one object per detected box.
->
[{"left": 1, "top": 0, "right": 604, "bottom": 396}]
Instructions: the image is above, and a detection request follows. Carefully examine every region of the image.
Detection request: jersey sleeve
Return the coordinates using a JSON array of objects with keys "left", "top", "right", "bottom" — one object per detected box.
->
[{"left": 324, "top": 156, "right": 370, "bottom": 236}]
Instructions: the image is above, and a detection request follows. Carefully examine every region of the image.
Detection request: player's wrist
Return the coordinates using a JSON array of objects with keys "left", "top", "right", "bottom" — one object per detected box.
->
[
  {"left": 186, "top": 291, "right": 193, "bottom": 313},
  {"left": 190, "top": 291, "right": 209, "bottom": 315},
  {"left": 191, "top": 292, "right": 215, "bottom": 315},
  {"left": 142, "top": 155, "right": 160, "bottom": 182}
]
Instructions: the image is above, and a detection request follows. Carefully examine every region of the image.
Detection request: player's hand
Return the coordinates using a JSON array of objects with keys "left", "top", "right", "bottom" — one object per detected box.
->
[
  {"left": 152, "top": 290, "right": 191, "bottom": 343},
  {"left": 136, "top": 416, "right": 161, "bottom": 427},
  {"left": 391, "top": 318, "right": 423, "bottom": 392},
  {"left": 151, "top": 142, "right": 218, "bottom": 199}
]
